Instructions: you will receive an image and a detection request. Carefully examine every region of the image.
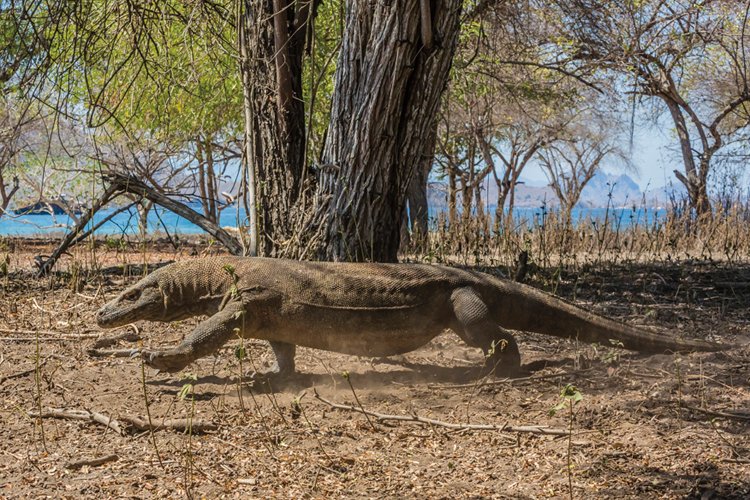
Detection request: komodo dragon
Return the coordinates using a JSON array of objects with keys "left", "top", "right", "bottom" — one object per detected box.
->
[{"left": 95, "top": 256, "right": 728, "bottom": 377}]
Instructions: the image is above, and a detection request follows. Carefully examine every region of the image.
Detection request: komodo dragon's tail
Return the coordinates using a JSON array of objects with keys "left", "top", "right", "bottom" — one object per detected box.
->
[{"left": 483, "top": 277, "right": 729, "bottom": 353}]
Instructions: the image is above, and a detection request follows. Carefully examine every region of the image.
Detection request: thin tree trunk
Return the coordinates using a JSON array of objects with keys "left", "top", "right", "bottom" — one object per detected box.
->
[
  {"left": 448, "top": 169, "right": 458, "bottom": 228},
  {"left": 406, "top": 119, "right": 437, "bottom": 242},
  {"left": 137, "top": 200, "right": 151, "bottom": 242},
  {"left": 461, "top": 177, "right": 472, "bottom": 224},
  {"left": 195, "top": 140, "right": 210, "bottom": 220},
  {"left": 664, "top": 99, "right": 710, "bottom": 215},
  {"left": 0, "top": 174, "right": 19, "bottom": 214},
  {"left": 239, "top": 3, "right": 257, "bottom": 256},
  {"left": 205, "top": 139, "right": 217, "bottom": 222},
  {"left": 407, "top": 161, "right": 430, "bottom": 238},
  {"left": 475, "top": 181, "right": 485, "bottom": 220}
]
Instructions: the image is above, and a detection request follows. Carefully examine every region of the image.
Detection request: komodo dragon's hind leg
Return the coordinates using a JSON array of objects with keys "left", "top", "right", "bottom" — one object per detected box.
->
[
  {"left": 266, "top": 341, "right": 296, "bottom": 377},
  {"left": 450, "top": 287, "right": 522, "bottom": 377},
  {"left": 141, "top": 300, "right": 246, "bottom": 373}
]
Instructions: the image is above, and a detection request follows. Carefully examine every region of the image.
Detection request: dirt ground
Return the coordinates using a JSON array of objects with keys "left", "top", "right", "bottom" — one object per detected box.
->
[{"left": 1, "top": 239, "right": 749, "bottom": 499}]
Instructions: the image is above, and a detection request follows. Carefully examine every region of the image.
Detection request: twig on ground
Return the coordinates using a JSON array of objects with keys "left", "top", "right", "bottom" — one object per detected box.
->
[
  {"left": 120, "top": 415, "right": 218, "bottom": 433},
  {"left": 313, "top": 389, "right": 570, "bottom": 436},
  {"left": 87, "top": 348, "right": 140, "bottom": 358},
  {"left": 65, "top": 454, "right": 119, "bottom": 469},
  {"left": 28, "top": 408, "right": 124, "bottom": 435},
  {"left": 0, "top": 328, "right": 99, "bottom": 339},
  {"left": 2, "top": 336, "right": 100, "bottom": 342},
  {"left": 0, "top": 359, "right": 49, "bottom": 384},
  {"left": 684, "top": 404, "right": 750, "bottom": 421},
  {"left": 431, "top": 368, "right": 595, "bottom": 390},
  {"left": 91, "top": 325, "right": 141, "bottom": 349}
]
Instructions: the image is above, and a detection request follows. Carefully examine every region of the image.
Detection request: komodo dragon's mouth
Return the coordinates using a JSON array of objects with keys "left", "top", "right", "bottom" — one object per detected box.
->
[{"left": 96, "top": 285, "right": 165, "bottom": 327}]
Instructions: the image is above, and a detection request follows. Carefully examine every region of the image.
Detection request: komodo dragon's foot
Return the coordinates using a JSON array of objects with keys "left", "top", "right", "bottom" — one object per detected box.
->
[
  {"left": 139, "top": 348, "right": 192, "bottom": 373},
  {"left": 247, "top": 364, "right": 295, "bottom": 386}
]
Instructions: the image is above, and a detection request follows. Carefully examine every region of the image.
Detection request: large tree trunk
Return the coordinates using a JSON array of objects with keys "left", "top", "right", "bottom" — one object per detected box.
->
[
  {"left": 243, "top": 0, "right": 309, "bottom": 256},
  {"left": 305, "top": 0, "right": 461, "bottom": 262}
]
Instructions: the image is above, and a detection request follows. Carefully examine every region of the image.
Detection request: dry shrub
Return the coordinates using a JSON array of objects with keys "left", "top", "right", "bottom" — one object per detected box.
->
[{"left": 403, "top": 203, "right": 750, "bottom": 272}]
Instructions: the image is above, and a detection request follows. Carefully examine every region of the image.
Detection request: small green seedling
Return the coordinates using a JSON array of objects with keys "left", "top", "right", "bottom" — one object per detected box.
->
[{"left": 178, "top": 373, "right": 198, "bottom": 401}]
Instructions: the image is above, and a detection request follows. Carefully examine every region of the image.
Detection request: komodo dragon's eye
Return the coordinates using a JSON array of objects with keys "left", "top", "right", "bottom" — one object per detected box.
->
[{"left": 123, "top": 289, "right": 141, "bottom": 301}]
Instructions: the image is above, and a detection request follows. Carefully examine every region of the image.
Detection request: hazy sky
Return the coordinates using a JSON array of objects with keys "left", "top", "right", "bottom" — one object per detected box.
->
[{"left": 521, "top": 115, "right": 682, "bottom": 190}]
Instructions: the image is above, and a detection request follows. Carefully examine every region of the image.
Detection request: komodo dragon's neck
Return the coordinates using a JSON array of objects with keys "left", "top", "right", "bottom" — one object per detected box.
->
[{"left": 157, "top": 258, "right": 237, "bottom": 311}]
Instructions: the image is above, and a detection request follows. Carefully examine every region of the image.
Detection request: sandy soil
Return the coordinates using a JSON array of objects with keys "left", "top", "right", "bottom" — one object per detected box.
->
[{"left": 1, "top": 240, "right": 748, "bottom": 498}]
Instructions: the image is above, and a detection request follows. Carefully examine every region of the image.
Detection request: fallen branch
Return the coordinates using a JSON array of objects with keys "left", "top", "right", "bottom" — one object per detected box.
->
[
  {"left": 87, "top": 348, "right": 140, "bottom": 358},
  {"left": 29, "top": 408, "right": 124, "bottom": 435},
  {"left": 431, "top": 368, "right": 595, "bottom": 390},
  {"left": 104, "top": 172, "right": 243, "bottom": 255},
  {"left": 36, "top": 183, "right": 123, "bottom": 276},
  {"left": 0, "top": 328, "right": 99, "bottom": 338},
  {"left": 91, "top": 326, "right": 141, "bottom": 349},
  {"left": 120, "top": 415, "right": 218, "bottom": 433},
  {"left": 683, "top": 404, "right": 750, "bottom": 422},
  {"left": 313, "top": 389, "right": 569, "bottom": 436},
  {"left": 65, "top": 454, "right": 119, "bottom": 470},
  {"left": 0, "top": 359, "right": 48, "bottom": 384}
]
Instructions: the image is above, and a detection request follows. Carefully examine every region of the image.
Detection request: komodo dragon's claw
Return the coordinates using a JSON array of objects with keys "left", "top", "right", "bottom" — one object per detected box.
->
[{"left": 139, "top": 349, "right": 190, "bottom": 373}]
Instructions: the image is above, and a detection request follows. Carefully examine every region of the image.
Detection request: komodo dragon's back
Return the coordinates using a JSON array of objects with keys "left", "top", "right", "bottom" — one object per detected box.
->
[{"left": 241, "top": 257, "right": 468, "bottom": 309}]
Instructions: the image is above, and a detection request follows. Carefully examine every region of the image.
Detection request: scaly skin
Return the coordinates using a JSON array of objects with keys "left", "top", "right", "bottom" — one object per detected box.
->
[{"left": 95, "top": 257, "right": 731, "bottom": 377}]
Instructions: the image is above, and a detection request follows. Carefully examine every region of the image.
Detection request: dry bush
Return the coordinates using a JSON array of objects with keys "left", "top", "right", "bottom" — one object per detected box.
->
[{"left": 403, "top": 203, "right": 750, "bottom": 273}]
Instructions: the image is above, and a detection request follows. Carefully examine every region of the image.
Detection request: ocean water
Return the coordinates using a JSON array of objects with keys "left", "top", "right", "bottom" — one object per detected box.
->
[
  {"left": 0, "top": 204, "right": 668, "bottom": 237},
  {"left": 0, "top": 204, "right": 249, "bottom": 237}
]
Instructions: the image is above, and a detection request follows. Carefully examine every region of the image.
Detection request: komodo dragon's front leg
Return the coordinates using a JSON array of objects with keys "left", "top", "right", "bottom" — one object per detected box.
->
[
  {"left": 140, "top": 300, "right": 246, "bottom": 373},
  {"left": 141, "top": 295, "right": 296, "bottom": 378}
]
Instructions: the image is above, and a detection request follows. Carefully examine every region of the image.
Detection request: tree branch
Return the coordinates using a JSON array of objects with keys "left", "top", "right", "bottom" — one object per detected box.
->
[
  {"left": 313, "top": 389, "right": 570, "bottom": 436},
  {"left": 104, "top": 172, "right": 243, "bottom": 255}
]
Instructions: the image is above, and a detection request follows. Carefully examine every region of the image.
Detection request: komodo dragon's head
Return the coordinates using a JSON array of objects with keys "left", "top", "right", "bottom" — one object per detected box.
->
[
  {"left": 96, "top": 273, "right": 169, "bottom": 328},
  {"left": 96, "top": 258, "right": 192, "bottom": 328}
]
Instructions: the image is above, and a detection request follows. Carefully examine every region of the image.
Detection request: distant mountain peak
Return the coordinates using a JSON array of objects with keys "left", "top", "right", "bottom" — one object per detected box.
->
[{"left": 427, "top": 170, "right": 659, "bottom": 211}]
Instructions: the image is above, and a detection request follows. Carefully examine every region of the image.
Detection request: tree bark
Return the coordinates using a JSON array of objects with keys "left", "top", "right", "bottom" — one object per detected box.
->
[
  {"left": 404, "top": 117, "right": 437, "bottom": 246},
  {"left": 406, "top": 158, "right": 430, "bottom": 238},
  {"left": 239, "top": 4, "right": 258, "bottom": 256},
  {"left": 305, "top": 0, "right": 461, "bottom": 262},
  {"left": 243, "top": 0, "right": 308, "bottom": 256}
]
